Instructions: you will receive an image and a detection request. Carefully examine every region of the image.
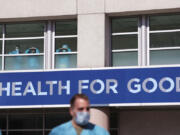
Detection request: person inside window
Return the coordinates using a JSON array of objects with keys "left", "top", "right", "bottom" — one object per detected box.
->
[
  {"left": 56, "top": 44, "right": 72, "bottom": 68},
  {"left": 25, "top": 47, "right": 41, "bottom": 69},
  {"left": 56, "top": 44, "right": 71, "bottom": 52}
]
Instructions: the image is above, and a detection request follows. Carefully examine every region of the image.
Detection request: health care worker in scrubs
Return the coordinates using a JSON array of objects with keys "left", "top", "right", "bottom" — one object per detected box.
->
[{"left": 49, "top": 94, "right": 110, "bottom": 135}]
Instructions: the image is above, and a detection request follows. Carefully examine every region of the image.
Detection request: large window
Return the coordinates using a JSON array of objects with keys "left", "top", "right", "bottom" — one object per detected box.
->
[
  {"left": 149, "top": 14, "right": 180, "bottom": 65},
  {"left": 111, "top": 17, "right": 138, "bottom": 66},
  {"left": 0, "top": 109, "right": 117, "bottom": 135},
  {"left": 53, "top": 20, "right": 77, "bottom": 69},
  {"left": 0, "top": 20, "right": 77, "bottom": 71},
  {"left": 111, "top": 13, "right": 180, "bottom": 67},
  {"left": 0, "top": 109, "right": 71, "bottom": 135},
  {"left": 3, "top": 22, "right": 45, "bottom": 70}
]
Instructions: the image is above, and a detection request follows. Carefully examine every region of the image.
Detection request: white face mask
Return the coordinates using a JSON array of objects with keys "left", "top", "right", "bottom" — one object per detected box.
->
[{"left": 75, "top": 112, "right": 90, "bottom": 126}]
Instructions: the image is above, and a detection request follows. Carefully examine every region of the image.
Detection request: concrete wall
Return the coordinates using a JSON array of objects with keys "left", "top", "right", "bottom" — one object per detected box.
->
[
  {"left": 119, "top": 110, "right": 180, "bottom": 135},
  {"left": 78, "top": 14, "right": 106, "bottom": 67},
  {"left": 0, "top": 0, "right": 77, "bottom": 21},
  {"left": 1, "top": 0, "right": 180, "bottom": 20},
  {"left": 105, "top": 0, "right": 180, "bottom": 15}
]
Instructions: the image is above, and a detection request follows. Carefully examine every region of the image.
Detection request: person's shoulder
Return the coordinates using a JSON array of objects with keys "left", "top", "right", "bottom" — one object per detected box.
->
[
  {"left": 49, "top": 121, "right": 72, "bottom": 135},
  {"left": 88, "top": 123, "right": 110, "bottom": 135}
]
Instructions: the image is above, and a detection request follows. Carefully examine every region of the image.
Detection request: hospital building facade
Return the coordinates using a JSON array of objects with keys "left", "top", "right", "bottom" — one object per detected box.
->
[{"left": 1, "top": 0, "right": 180, "bottom": 135}]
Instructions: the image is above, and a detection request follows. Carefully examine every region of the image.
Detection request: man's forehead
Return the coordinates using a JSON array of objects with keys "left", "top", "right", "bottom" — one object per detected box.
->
[{"left": 74, "top": 98, "right": 90, "bottom": 107}]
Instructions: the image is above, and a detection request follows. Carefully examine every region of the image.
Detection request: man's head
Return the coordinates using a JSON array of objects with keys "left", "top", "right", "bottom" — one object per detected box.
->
[{"left": 70, "top": 94, "right": 90, "bottom": 126}]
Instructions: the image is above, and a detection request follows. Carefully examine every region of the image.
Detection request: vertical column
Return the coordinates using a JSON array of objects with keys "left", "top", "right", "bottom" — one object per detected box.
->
[
  {"left": 44, "top": 21, "right": 52, "bottom": 69},
  {"left": 90, "top": 108, "right": 109, "bottom": 130},
  {"left": 78, "top": 13, "right": 106, "bottom": 68},
  {"left": 78, "top": 13, "right": 110, "bottom": 130},
  {"left": 138, "top": 16, "right": 148, "bottom": 66},
  {"left": 77, "top": 0, "right": 109, "bottom": 130}
]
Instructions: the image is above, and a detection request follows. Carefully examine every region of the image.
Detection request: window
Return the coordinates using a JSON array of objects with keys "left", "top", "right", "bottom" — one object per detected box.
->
[
  {"left": 3, "top": 22, "right": 45, "bottom": 70},
  {"left": 111, "top": 17, "right": 138, "bottom": 66},
  {"left": 0, "top": 109, "right": 71, "bottom": 135},
  {"left": 109, "top": 109, "right": 119, "bottom": 135},
  {"left": 53, "top": 20, "right": 77, "bottom": 69},
  {"left": 149, "top": 14, "right": 180, "bottom": 65},
  {"left": 0, "top": 20, "right": 77, "bottom": 71},
  {"left": 111, "top": 13, "right": 180, "bottom": 67}
]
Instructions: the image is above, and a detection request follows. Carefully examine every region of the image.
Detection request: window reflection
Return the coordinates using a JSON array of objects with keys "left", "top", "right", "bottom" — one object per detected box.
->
[
  {"left": 55, "top": 54, "right": 77, "bottom": 68},
  {"left": 5, "top": 56, "right": 43, "bottom": 70},
  {"left": 150, "top": 14, "right": 180, "bottom": 30},
  {"left": 55, "top": 20, "right": 77, "bottom": 36},
  {"left": 112, "top": 52, "right": 138, "bottom": 66},
  {"left": 150, "top": 50, "right": 180, "bottom": 65},
  {"left": 5, "top": 23, "right": 44, "bottom": 38},
  {"left": 112, "top": 17, "right": 138, "bottom": 33}
]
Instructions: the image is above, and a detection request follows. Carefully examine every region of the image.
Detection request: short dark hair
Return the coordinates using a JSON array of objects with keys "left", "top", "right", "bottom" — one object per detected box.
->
[{"left": 70, "top": 94, "right": 89, "bottom": 108}]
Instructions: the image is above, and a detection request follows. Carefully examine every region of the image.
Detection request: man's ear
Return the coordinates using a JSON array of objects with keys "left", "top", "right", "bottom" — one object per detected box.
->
[{"left": 69, "top": 107, "right": 74, "bottom": 116}]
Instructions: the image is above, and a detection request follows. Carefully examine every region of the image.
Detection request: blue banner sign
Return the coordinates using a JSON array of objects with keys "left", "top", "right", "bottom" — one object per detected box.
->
[{"left": 0, "top": 67, "right": 180, "bottom": 107}]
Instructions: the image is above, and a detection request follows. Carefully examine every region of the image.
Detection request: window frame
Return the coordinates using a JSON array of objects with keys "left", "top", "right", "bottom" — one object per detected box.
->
[
  {"left": 0, "top": 22, "right": 46, "bottom": 71},
  {"left": 52, "top": 20, "right": 78, "bottom": 69},
  {"left": 0, "top": 109, "right": 71, "bottom": 135},
  {"left": 148, "top": 15, "right": 180, "bottom": 66},
  {"left": 111, "top": 14, "right": 180, "bottom": 67},
  {"left": 111, "top": 16, "right": 140, "bottom": 67},
  {"left": 0, "top": 19, "right": 78, "bottom": 72}
]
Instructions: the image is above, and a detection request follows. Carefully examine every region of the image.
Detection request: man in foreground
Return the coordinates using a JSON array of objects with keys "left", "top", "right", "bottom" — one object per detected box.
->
[{"left": 49, "top": 94, "right": 110, "bottom": 135}]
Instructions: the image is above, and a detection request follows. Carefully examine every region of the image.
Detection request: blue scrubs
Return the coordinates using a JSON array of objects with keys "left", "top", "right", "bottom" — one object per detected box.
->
[
  {"left": 56, "top": 46, "right": 72, "bottom": 68},
  {"left": 0, "top": 130, "right": 2, "bottom": 135},
  {"left": 25, "top": 48, "right": 41, "bottom": 69},
  {"left": 49, "top": 121, "right": 110, "bottom": 135}
]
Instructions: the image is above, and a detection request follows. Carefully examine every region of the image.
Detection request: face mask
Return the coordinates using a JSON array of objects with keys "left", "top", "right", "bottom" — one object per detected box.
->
[{"left": 75, "top": 111, "right": 90, "bottom": 126}]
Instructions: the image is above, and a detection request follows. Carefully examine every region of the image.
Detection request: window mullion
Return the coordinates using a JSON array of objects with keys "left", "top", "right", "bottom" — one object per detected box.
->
[
  {"left": 2, "top": 24, "right": 5, "bottom": 70},
  {"left": 138, "top": 16, "right": 142, "bottom": 66},
  {"left": 138, "top": 15, "right": 149, "bottom": 66},
  {"left": 45, "top": 21, "right": 53, "bottom": 70},
  {"left": 147, "top": 16, "right": 150, "bottom": 66},
  {"left": 52, "top": 22, "right": 55, "bottom": 69}
]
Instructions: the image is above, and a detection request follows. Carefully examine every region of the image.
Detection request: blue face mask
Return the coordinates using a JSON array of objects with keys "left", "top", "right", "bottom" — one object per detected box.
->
[{"left": 75, "top": 112, "right": 90, "bottom": 126}]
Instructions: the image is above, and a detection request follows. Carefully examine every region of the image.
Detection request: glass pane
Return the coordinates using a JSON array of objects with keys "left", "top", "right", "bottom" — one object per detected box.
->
[
  {"left": 45, "top": 113, "right": 71, "bottom": 129},
  {"left": 0, "top": 115, "right": 6, "bottom": 129},
  {"left": 55, "top": 20, "right": 77, "bottom": 35},
  {"left": 5, "top": 55, "right": 43, "bottom": 70},
  {"left": 2, "top": 131, "right": 6, "bottom": 135},
  {"left": 55, "top": 38, "right": 77, "bottom": 52},
  {"left": 55, "top": 54, "right": 77, "bottom": 68},
  {"left": 112, "top": 17, "right": 138, "bottom": 33},
  {"left": 0, "top": 57, "right": 2, "bottom": 70},
  {"left": 6, "top": 22, "right": 44, "bottom": 37},
  {"left": 110, "top": 130, "right": 118, "bottom": 135},
  {"left": 8, "top": 114, "right": 43, "bottom": 129},
  {"left": 5, "top": 39, "right": 44, "bottom": 54},
  {"left": 112, "top": 35, "right": 137, "bottom": 50},
  {"left": 45, "top": 131, "right": 51, "bottom": 135},
  {"left": 150, "top": 32, "right": 180, "bottom": 48},
  {"left": 8, "top": 131, "right": 43, "bottom": 135},
  {"left": 150, "top": 50, "right": 180, "bottom": 65},
  {"left": 0, "top": 41, "right": 2, "bottom": 54},
  {"left": 150, "top": 14, "right": 180, "bottom": 31},
  {"left": 0, "top": 25, "right": 2, "bottom": 38},
  {"left": 112, "top": 51, "right": 138, "bottom": 66},
  {"left": 110, "top": 112, "right": 118, "bottom": 128}
]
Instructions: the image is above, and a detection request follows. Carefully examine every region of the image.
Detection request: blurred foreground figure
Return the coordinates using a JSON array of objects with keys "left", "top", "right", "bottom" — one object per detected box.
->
[{"left": 49, "top": 94, "right": 110, "bottom": 135}]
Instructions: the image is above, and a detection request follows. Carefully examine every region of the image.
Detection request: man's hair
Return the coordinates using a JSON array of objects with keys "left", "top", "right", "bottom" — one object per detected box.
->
[{"left": 70, "top": 94, "right": 89, "bottom": 108}]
